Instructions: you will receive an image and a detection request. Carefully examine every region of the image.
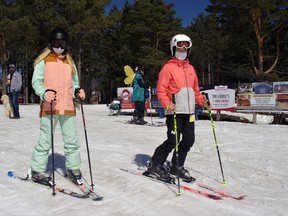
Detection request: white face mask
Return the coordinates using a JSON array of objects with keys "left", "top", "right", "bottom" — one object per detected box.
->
[
  {"left": 175, "top": 51, "right": 187, "bottom": 60},
  {"left": 52, "top": 47, "right": 65, "bottom": 54}
]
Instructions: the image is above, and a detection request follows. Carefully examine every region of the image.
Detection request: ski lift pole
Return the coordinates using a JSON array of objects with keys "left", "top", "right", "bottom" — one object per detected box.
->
[{"left": 203, "top": 92, "right": 226, "bottom": 184}]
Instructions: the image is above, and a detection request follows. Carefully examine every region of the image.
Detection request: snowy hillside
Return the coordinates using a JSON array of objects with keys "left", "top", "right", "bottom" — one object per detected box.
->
[{"left": 0, "top": 104, "right": 287, "bottom": 216}]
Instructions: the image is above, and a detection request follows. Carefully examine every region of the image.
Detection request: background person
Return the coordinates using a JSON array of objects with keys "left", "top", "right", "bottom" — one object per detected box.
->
[
  {"left": 7, "top": 64, "right": 22, "bottom": 119},
  {"left": 131, "top": 66, "right": 147, "bottom": 125}
]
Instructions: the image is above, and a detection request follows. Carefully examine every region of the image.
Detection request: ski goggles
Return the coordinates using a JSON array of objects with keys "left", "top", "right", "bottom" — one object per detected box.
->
[
  {"left": 52, "top": 40, "right": 67, "bottom": 48},
  {"left": 176, "top": 41, "right": 192, "bottom": 49}
]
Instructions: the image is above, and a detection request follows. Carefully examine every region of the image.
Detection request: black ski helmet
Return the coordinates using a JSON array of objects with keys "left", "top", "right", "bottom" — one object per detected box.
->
[
  {"left": 135, "top": 66, "right": 144, "bottom": 74},
  {"left": 48, "top": 28, "right": 69, "bottom": 54}
]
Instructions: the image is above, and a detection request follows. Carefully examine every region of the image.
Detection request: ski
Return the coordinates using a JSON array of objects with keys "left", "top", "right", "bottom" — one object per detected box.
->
[
  {"left": 162, "top": 161, "right": 246, "bottom": 201},
  {"left": 7, "top": 171, "right": 89, "bottom": 199},
  {"left": 119, "top": 168, "right": 222, "bottom": 200},
  {"left": 170, "top": 171, "right": 245, "bottom": 200},
  {"left": 146, "top": 122, "right": 166, "bottom": 127},
  {"left": 170, "top": 171, "right": 246, "bottom": 200},
  {"left": 77, "top": 184, "right": 103, "bottom": 201},
  {"left": 124, "top": 120, "right": 166, "bottom": 127},
  {"left": 56, "top": 170, "right": 103, "bottom": 201},
  {"left": 197, "top": 184, "right": 247, "bottom": 200}
]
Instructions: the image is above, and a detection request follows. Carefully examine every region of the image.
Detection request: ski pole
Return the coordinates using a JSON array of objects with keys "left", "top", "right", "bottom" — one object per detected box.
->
[
  {"left": 149, "top": 86, "right": 153, "bottom": 125},
  {"left": 76, "top": 89, "right": 94, "bottom": 190},
  {"left": 203, "top": 92, "right": 226, "bottom": 184},
  {"left": 46, "top": 89, "right": 57, "bottom": 196},
  {"left": 172, "top": 94, "right": 181, "bottom": 196},
  {"left": 50, "top": 100, "right": 56, "bottom": 196}
]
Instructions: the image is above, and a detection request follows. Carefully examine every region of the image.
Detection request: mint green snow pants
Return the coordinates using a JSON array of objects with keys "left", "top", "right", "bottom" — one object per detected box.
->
[{"left": 31, "top": 115, "right": 81, "bottom": 173}]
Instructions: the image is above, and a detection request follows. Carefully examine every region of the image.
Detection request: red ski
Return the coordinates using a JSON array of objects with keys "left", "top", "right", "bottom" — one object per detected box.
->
[
  {"left": 197, "top": 184, "right": 246, "bottom": 200},
  {"left": 120, "top": 168, "right": 222, "bottom": 200}
]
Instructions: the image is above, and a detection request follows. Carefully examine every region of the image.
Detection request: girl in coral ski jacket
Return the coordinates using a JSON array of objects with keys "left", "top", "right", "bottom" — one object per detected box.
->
[
  {"left": 156, "top": 57, "right": 206, "bottom": 116},
  {"left": 149, "top": 34, "right": 208, "bottom": 182}
]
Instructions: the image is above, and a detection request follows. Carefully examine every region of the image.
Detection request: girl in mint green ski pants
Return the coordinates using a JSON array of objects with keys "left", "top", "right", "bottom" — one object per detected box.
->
[{"left": 31, "top": 114, "right": 81, "bottom": 173}]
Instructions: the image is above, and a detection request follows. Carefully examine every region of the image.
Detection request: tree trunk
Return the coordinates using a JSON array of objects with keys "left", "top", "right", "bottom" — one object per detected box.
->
[
  {"left": 251, "top": 10, "right": 264, "bottom": 76},
  {"left": 1, "top": 32, "right": 9, "bottom": 95}
]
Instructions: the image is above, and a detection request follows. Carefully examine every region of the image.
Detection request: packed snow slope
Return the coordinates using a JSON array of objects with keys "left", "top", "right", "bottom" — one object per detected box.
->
[{"left": 0, "top": 104, "right": 287, "bottom": 216}]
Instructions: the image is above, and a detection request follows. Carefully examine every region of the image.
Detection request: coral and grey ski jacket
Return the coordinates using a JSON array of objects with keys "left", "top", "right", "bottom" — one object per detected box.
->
[
  {"left": 32, "top": 53, "right": 80, "bottom": 116},
  {"left": 156, "top": 57, "right": 205, "bottom": 115}
]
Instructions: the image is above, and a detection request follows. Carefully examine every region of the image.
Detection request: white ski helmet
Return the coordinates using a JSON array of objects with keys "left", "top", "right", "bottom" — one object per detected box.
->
[{"left": 170, "top": 34, "right": 192, "bottom": 57}]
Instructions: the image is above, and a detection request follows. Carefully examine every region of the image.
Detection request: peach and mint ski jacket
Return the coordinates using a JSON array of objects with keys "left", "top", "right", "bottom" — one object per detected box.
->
[
  {"left": 32, "top": 53, "right": 80, "bottom": 116},
  {"left": 156, "top": 57, "right": 205, "bottom": 115}
]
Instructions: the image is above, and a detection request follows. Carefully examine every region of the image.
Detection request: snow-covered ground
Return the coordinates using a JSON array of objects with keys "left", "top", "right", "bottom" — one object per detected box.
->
[{"left": 0, "top": 104, "right": 287, "bottom": 216}]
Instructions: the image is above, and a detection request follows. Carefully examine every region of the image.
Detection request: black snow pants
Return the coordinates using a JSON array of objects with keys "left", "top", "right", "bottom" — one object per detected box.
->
[{"left": 151, "top": 114, "right": 195, "bottom": 167}]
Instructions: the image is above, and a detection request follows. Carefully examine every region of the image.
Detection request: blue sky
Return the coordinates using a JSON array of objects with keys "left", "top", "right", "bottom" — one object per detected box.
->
[{"left": 108, "top": 0, "right": 210, "bottom": 27}]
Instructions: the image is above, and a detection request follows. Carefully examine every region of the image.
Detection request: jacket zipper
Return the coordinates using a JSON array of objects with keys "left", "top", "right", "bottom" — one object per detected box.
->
[{"left": 183, "top": 61, "right": 191, "bottom": 113}]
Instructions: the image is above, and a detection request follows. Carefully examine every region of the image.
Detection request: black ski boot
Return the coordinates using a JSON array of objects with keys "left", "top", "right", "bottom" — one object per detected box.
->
[
  {"left": 67, "top": 169, "right": 83, "bottom": 185},
  {"left": 170, "top": 166, "right": 196, "bottom": 183},
  {"left": 135, "top": 118, "right": 148, "bottom": 125},
  {"left": 146, "top": 164, "right": 173, "bottom": 183},
  {"left": 130, "top": 116, "right": 138, "bottom": 124},
  {"left": 31, "top": 171, "right": 53, "bottom": 187}
]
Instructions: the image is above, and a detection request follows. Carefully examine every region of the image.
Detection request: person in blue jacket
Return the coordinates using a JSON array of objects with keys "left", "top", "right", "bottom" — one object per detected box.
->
[{"left": 131, "top": 66, "right": 147, "bottom": 125}]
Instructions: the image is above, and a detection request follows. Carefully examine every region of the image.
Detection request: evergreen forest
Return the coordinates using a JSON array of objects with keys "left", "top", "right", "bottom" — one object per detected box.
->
[{"left": 0, "top": 0, "right": 287, "bottom": 103}]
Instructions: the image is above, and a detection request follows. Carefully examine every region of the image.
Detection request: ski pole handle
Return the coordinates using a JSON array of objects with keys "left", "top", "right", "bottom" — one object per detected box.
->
[
  {"left": 45, "top": 89, "right": 57, "bottom": 93},
  {"left": 172, "top": 94, "right": 176, "bottom": 104},
  {"left": 75, "top": 88, "right": 81, "bottom": 99},
  {"left": 166, "top": 94, "right": 176, "bottom": 111},
  {"left": 75, "top": 87, "right": 86, "bottom": 101},
  {"left": 202, "top": 92, "right": 210, "bottom": 106},
  {"left": 43, "top": 89, "right": 57, "bottom": 103}
]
